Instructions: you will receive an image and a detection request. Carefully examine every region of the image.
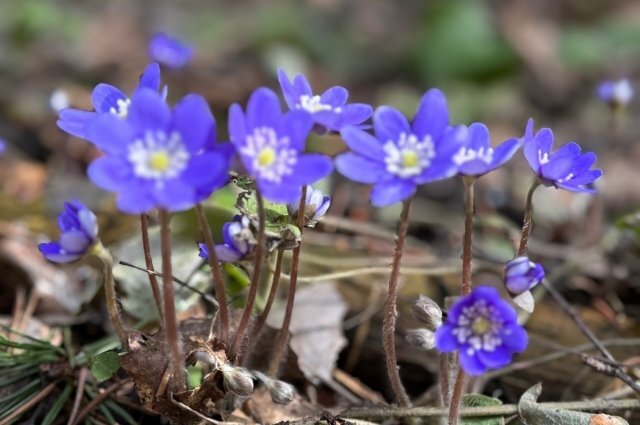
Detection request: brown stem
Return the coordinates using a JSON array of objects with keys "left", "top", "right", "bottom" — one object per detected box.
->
[
  {"left": 140, "top": 214, "right": 164, "bottom": 326},
  {"left": 517, "top": 180, "right": 541, "bottom": 257},
  {"left": 93, "top": 245, "right": 127, "bottom": 347},
  {"left": 0, "top": 382, "right": 58, "bottom": 425},
  {"left": 194, "top": 203, "right": 229, "bottom": 345},
  {"left": 72, "top": 379, "right": 132, "bottom": 425},
  {"left": 268, "top": 186, "right": 308, "bottom": 376},
  {"left": 159, "top": 209, "right": 185, "bottom": 392},
  {"left": 248, "top": 248, "right": 284, "bottom": 344},
  {"left": 448, "top": 367, "right": 467, "bottom": 425},
  {"left": 230, "top": 190, "right": 266, "bottom": 358},
  {"left": 461, "top": 176, "right": 475, "bottom": 295},
  {"left": 381, "top": 197, "right": 412, "bottom": 407}
]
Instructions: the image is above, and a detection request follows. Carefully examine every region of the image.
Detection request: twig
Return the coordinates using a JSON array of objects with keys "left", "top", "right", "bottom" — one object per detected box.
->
[
  {"left": 118, "top": 261, "right": 218, "bottom": 305},
  {"left": 269, "top": 186, "right": 308, "bottom": 376},
  {"left": 72, "top": 379, "right": 132, "bottom": 425},
  {"left": 542, "top": 279, "right": 640, "bottom": 395},
  {"left": 341, "top": 397, "right": 640, "bottom": 419},
  {"left": 195, "top": 203, "right": 229, "bottom": 344},
  {"left": 140, "top": 214, "right": 164, "bottom": 326},
  {"left": 230, "top": 189, "right": 267, "bottom": 358},
  {"left": 67, "top": 367, "right": 88, "bottom": 425},
  {"left": 0, "top": 381, "right": 59, "bottom": 425},
  {"left": 516, "top": 179, "right": 540, "bottom": 256},
  {"left": 159, "top": 209, "right": 185, "bottom": 392},
  {"left": 381, "top": 198, "right": 412, "bottom": 407}
]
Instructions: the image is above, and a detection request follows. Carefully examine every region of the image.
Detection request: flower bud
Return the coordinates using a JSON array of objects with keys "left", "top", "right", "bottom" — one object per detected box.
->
[
  {"left": 287, "top": 185, "right": 331, "bottom": 227},
  {"left": 411, "top": 295, "right": 443, "bottom": 330},
  {"left": 405, "top": 328, "right": 436, "bottom": 350},
  {"left": 220, "top": 365, "right": 255, "bottom": 397},
  {"left": 266, "top": 379, "right": 296, "bottom": 404},
  {"left": 504, "top": 256, "right": 545, "bottom": 295}
]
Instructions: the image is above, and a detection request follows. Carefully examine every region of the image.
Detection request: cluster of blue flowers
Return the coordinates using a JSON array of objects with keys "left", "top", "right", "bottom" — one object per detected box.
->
[{"left": 41, "top": 50, "right": 603, "bottom": 377}]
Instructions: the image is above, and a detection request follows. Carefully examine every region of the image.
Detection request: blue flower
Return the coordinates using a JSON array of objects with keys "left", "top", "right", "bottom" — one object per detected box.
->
[
  {"left": 229, "top": 88, "right": 333, "bottom": 203},
  {"left": 287, "top": 185, "right": 331, "bottom": 226},
  {"left": 435, "top": 286, "right": 527, "bottom": 376},
  {"left": 277, "top": 69, "right": 372, "bottom": 133},
  {"left": 522, "top": 119, "right": 602, "bottom": 193},
  {"left": 39, "top": 201, "right": 98, "bottom": 263},
  {"left": 149, "top": 32, "right": 194, "bottom": 69},
  {"left": 335, "top": 89, "right": 466, "bottom": 207},
  {"left": 454, "top": 123, "right": 520, "bottom": 177},
  {"left": 198, "top": 215, "right": 253, "bottom": 262},
  {"left": 57, "top": 63, "right": 163, "bottom": 140},
  {"left": 504, "top": 257, "right": 544, "bottom": 295},
  {"left": 86, "top": 88, "right": 231, "bottom": 213},
  {"left": 597, "top": 79, "right": 633, "bottom": 108}
]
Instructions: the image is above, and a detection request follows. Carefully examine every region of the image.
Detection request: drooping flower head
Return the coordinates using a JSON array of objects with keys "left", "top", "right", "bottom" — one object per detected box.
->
[
  {"left": 39, "top": 201, "right": 98, "bottom": 263},
  {"left": 57, "top": 63, "right": 163, "bottom": 140},
  {"left": 335, "top": 89, "right": 466, "bottom": 207},
  {"left": 435, "top": 286, "right": 527, "bottom": 375},
  {"left": 86, "top": 88, "right": 230, "bottom": 213},
  {"left": 277, "top": 69, "right": 373, "bottom": 133},
  {"left": 504, "top": 256, "right": 545, "bottom": 295},
  {"left": 228, "top": 88, "right": 333, "bottom": 203},
  {"left": 597, "top": 79, "right": 633, "bottom": 109},
  {"left": 454, "top": 123, "right": 520, "bottom": 177},
  {"left": 287, "top": 185, "right": 331, "bottom": 227},
  {"left": 149, "top": 32, "right": 194, "bottom": 69},
  {"left": 198, "top": 215, "right": 254, "bottom": 263},
  {"left": 522, "top": 119, "right": 602, "bottom": 193}
]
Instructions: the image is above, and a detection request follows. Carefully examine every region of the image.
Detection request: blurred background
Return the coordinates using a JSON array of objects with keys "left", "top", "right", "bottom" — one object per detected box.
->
[{"left": 1, "top": 0, "right": 640, "bottom": 418}]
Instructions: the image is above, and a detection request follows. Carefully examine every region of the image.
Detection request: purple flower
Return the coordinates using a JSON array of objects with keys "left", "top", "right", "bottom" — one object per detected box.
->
[
  {"left": 199, "top": 215, "right": 254, "bottom": 262},
  {"left": 39, "top": 201, "right": 98, "bottom": 263},
  {"left": 522, "top": 119, "right": 602, "bottom": 193},
  {"left": 277, "top": 69, "right": 372, "bottom": 133},
  {"left": 504, "top": 257, "right": 544, "bottom": 295},
  {"left": 335, "top": 89, "right": 466, "bottom": 207},
  {"left": 228, "top": 88, "right": 333, "bottom": 203},
  {"left": 85, "top": 88, "right": 231, "bottom": 213},
  {"left": 287, "top": 185, "right": 331, "bottom": 227},
  {"left": 454, "top": 123, "right": 520, "bottom": 177},
  {"left": 597, "top": 79, "right": 633, "bottom": 108},
  {"left": 57, "top": 63, "right": 163, "bottom": 140},
  {"left": 435, "top": 286, "right": 527, "bottom": 375},
  {"left": 149, "top": 32, "right": 194, "bottom": 69}
]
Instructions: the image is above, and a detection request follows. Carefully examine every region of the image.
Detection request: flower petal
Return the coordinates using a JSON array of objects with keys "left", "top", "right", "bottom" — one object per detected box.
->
[
  {"left": 57, "top": 109, "right": 95, "bottom": 139},
  {"left": 246, "top": 88, "right": 282, "bottom": 130},
  {"left": 477, "top": 347, "right": 511, "bottom": 369},
  {"left": 277, "top": 110, "right": 313, "bottom": 151},
  {"left": 335, "top": 153, "right": 386, "bottom": 184},
  {"left": 172, "top": 94, "right": 215, "bottom": 153},
  {"left": 215, "top": 244, "right": 243, "bottom": 262},
  {"left": 434, "top": 325, "right": 457, "bottom": 352},
  {"left": 59, "top": 230, "right": 90, "bottom": 252},
  {"left": 340, "top": 126, "right": 384, "bottom": 161},
  {"left": 128, "top": 88, "right": 171, "bottom": 132},
  {"left": 87, "top": 156, "right": 133, "bottom": 191},
  {"left": 259, "top": 181, "right": 301, "bottom": 203},
  {"left": 292, "top": 154, "right": 333, "bottom": 185},
  {"left": 320, "top": 86, "right": 348, "bottom": 106},
  {"left": 39, "top": 242, "right": 83, "bottom": 263},
  {"left": 412, "top": 89, "right": 449, "bottom": 140},
  {"left": 374, "top": 106, "right": 411, "bottom": 143},
  {"left": 115, "top": 182, "right": 157, "bottom": 214},
  {"left": 459, "top": 349, "right": 487, "bottom": 376},
  {"left": 501, "top": 324, "right": 528, "bottom": 353},
  {"left": 228, "top": 104, "right": 247, "bottom": 147},
  {"left": 91, "top": 84, "right": 127, "bottom": 114},
  {"left": 85, "top": 114, "right": 134, "bottom": 155},
  {"left": 153, "top": 179, "right": 196, "bottom": 212},
  {"left": 277, "top": 69, "right": 298, "bottom": 109},
  {"left": 370, "top": 179, "right": 416, "bottom": 207},
  {"left": 523, "top": 128, "right": 554, "bottom": 173},
  {"left": 138, "top": 63, "right": 161, "bottom": 91}
]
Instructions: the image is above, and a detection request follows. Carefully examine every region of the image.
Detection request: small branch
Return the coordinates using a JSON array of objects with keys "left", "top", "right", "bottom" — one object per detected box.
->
[
  {"left": 279, "top": 265, "right": 460, "bottom": 283},
  {"left": 0, "top": 381, "right": 58, "bottom": 425},
  {"left": 460, "top": 176, "right": 475, "bottom": 296},
  {"left": 230, "top": 189, "right": 266, "bottom": 358},
  {"left": 381, "top": 198, "right": 412, "bottom": 407},
  {"left": 67, "top": 367, "right": 88, "bottom": 425},
  {"left": 140, "top": 214, "right": 164, "bottom": 326},
  {"left": 341, "top": 398, "right": 640, "bottom": 419},
  {"left": 93, "top": 246, "right": 127, "bottom": 347},
  {"left": 159, "top": 209, "right": 185, "bottom": 392},
  {"left": 542, "top": 280, "right": 640, "bottom": 395},
  {"left": 268, "top": 186, "right": 308, "bottom": 377},
  {"left": 194, "top": 203, "right": 229, "bottom": 344},
  {"left": 517, "top": 179, "right": 540, "bottom": 256}
]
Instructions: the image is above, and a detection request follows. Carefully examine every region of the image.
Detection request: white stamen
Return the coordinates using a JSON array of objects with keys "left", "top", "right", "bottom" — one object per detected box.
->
[
  {"left": 296, "top": 95, "right": 341, "bottom": 114},
  {"left": 383, "top": 133, "right": 435, "bottom": 178},
  {"left": 453, "top": 146, "right": 494, "bottom": 166},
  {"left": 452, "top": 298, "right": 504, "bottom": 352},
  {"left": 538, "top": 150, "right": 550, "bottom": 165},
  {"left": 109, "top": 98, "right": 131, "bottom": 118},
  {"left": 128, "top": 131, "right": 190, "bottom": 183},
  {"left": 239, "top": 127, "right": 298, "bottom": 183}
]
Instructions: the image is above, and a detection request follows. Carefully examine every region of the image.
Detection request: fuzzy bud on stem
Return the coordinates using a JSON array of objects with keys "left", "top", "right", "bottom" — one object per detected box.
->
[{"left": 412, "top": 295, "right": 443, "bottom": 330}]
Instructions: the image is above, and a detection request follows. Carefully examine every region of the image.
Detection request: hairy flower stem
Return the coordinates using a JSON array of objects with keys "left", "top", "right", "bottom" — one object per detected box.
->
[
  {"left": 93, "top": 244, "right": 127, "bottom": 347},
  {"left": 230, "top": 190, "right": 266, "bottom": 358},
  {"left": 517, "top": 180, "right": 541, "bottom": 256},
  {"left": 268, "top": 186, "right": 308, "bottom": 377},
  {"left": 159, "top": 209, "right": 185, "bottom": 392},
  {"left": 194, "top": 203, "right": 229, "bottom": 345},
  {"left": 448, "top": 176, "right": 476, "bottom": 424},
  {"left": 382, "top": 198, "right": 412, "bottom": 407},
  {"left": 140, "top": 214, "right": 164, "bottom": 326},
  {"left": 249, "top": 249, "right": 284, "bottom": 343}
]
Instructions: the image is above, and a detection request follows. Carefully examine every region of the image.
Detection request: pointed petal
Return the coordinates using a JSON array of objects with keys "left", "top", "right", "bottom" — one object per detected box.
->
[
  {"left": 57, "top": 109, "right": 95, "bottom": 139},
  {"left": 335, "top": 153, "right": 386, "bottom": 184},
  {"left": 138, "top": 63, "right": 161, "bottom": 91},
  {"left": 370, "top": 179, "right": 416, "bottom": 207},
  {"left": 172, "top": 94, "right": 215, "bottom": 153},
  {"left": 374, "top": 106, "right": 411, "bottom": 143},
  {"left": 91, "top": 84, "right": 127, "bottom": 113},
  {"left": 412, "top": 89, "right": 449, "bottom": 140},
  {"left": 246, "top": 88, "right": 282, "bottom": 130},
  {"left": 128, "top": 88, "right": 171, "bottom": 132}
]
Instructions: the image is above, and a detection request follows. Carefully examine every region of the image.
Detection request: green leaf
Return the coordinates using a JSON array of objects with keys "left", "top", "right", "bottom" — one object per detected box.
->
[
  {"left": 462, "top": 394, "right": 504, "bottom": 425},
  {"left": 41, "top": 383, "right": 73, "bottom": 425},
  {"left": 90, "top": 351, "right": 120, "bottom": 383}
]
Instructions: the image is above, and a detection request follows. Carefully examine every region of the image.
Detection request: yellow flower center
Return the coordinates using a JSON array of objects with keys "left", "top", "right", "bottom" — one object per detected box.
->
[
  {"left": 402, "top": 151, "right": 419, "bottom": 168},
  {"left": 149, "top": 151, "right": 171, "bottom": 172},
  {"left": 472, "top": 317, "right": 491, "bottom": 335},
  {"left": 258, "top": 147, "right": 276, "bottom": 167}
]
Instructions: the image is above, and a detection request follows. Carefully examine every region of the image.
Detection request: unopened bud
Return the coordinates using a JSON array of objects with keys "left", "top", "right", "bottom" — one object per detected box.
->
[
  {"left": 266, "top": 379, "right": 296, "bottom": 404},
  {"left": 405, "top": 328, "right": 436, "bottom": 350},
  {"left": 220, "top": 365, "right": 255, "bottom": 396},
  {"left": 412, "top": 295, "right": 443, "bottom": 330}
]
